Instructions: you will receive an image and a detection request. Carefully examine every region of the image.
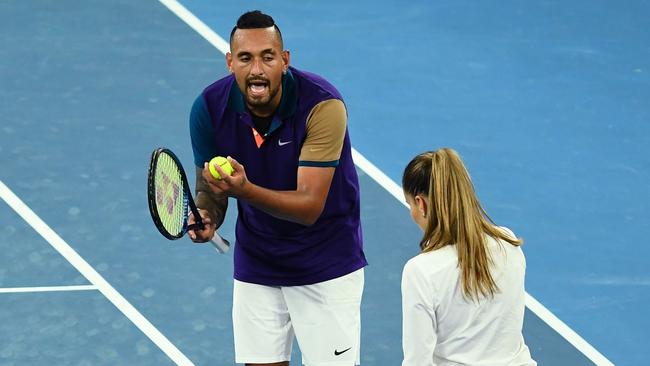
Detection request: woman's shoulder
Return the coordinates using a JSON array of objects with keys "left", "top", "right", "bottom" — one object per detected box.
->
[
  {"left": 488, "top": 226, "right": 527, "bottom": 265},
  {"left": 404, "top": 245, "right": 458, "bottom": 276},
  {"left": 489, "top": 226, "right": 522, "bottom": 249},
  {"left": 495, "top": 225, "right": 517, "bottom": 239}
]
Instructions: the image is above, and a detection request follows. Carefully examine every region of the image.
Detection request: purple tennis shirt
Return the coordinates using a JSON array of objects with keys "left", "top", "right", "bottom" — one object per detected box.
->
[{"left": 190, "top": 66, "right": 367, "bottom": 286}]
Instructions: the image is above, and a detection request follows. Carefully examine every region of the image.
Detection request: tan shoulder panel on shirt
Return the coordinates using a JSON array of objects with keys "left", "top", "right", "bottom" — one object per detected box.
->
[{"left": 299, "top": 99, "right": 347, "bottom": 164}]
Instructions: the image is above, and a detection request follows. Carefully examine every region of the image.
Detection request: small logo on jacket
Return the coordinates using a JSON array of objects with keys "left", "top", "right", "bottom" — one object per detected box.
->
[
  {"left": 334, "top": 347, "right": 352, "bottom": 356},
  {"left": 278, "top": 139, "right": 292, "bottom": 146}
]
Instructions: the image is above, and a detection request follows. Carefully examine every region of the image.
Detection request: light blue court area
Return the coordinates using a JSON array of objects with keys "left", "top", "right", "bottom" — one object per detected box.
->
[
  {"left": 1, "top": 0, "right": 648, "bottom": 365},
  {"left": 0, "top": 206, "right": 86, "bottom": 288},
  {"left": 0, "top": 291, "right": 174, "bottom": 365}
]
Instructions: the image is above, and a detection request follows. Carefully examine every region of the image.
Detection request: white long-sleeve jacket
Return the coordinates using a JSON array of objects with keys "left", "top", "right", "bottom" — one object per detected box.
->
[{"left": 401, "top": 227, "right": 536, "bottom": 366}]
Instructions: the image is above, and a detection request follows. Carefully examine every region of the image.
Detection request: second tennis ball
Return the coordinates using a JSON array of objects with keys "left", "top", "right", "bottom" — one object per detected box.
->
[{"left": 209, "top": 156, "right": 234, "bottom": 180}]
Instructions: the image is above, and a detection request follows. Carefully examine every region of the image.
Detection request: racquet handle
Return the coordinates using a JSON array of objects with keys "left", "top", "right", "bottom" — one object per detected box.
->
[
  {"left": 187, "top": 222, "right": 231, "bottom": 254},
  {"left": 210, "top": 234, "right": 230, "bottom": 254}
]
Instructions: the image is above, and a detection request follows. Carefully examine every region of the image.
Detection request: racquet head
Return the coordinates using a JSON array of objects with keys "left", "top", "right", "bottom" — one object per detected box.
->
[{"left": 147, "top": 148, "right": 203, "bottom": 240}]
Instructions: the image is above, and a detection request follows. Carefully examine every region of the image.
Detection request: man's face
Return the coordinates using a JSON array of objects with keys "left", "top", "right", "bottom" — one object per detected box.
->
[{"left": 226, "top": 27, "right": 289, "bottom": 117}]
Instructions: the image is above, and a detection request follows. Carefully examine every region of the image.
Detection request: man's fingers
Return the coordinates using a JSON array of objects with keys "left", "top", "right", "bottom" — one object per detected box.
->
[
  {"left": 214, "top": 164, "right": 227, "bottom": 179},
  {"left": 188, "top": 228, "right": 196, "bottom": 240},
  {"left": 228, "top": 156, "right": 240, "bottom": 168},
  {"left": 203, "top": 163, "right": 215, "bottom": 181},
  {"left": 188, "top": 208, "right": 216, "bottom": 242}
]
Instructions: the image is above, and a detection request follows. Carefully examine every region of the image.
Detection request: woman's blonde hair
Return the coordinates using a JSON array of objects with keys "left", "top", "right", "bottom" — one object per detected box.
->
[{"left": 402, "top": 148, "right": 522, "bottom": 301}]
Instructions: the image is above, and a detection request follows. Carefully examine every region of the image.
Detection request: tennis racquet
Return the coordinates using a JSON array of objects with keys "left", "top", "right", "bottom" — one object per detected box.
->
[{"left": 147, "top": 147, "right": 230, "bottom": 253}]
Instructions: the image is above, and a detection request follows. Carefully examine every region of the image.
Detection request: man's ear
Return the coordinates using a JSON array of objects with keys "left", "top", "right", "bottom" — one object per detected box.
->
[
  {"left": 226, "top": 52, "right": 233, "bottom": 73},
  {"left": 282, "top": 50, "right": 290, "bottom": 74}
]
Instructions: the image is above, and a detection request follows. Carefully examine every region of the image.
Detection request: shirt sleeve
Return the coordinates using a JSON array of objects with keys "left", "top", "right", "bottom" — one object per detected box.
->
[
  {"left": 298, "top": 99, "right": 347, "bottom": 167},
  {"left": 189, "top": 94, "right": 218, "bottom": 167},
  {"left": 401, "top": 260, "right": 438, "bottom": 366}
]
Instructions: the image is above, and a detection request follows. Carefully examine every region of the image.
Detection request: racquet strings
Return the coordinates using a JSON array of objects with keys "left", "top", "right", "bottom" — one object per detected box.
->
[{"left": 153, "top": 152, "right": 187, "bottom": 237}]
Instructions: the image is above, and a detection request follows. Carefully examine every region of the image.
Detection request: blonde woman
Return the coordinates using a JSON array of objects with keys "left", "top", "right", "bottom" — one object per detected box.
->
[{"left": 401, "top": 148, "right": 536, "bottom": 366}]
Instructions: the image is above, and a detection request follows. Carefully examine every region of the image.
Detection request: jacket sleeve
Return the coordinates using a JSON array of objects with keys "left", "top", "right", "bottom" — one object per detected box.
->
[{"left": 401, "top": 260, "right": 438, "bottom": 366}]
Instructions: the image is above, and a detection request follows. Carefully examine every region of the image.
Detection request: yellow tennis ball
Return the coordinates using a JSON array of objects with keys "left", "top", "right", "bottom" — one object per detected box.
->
[{"left": 209, "top": 156, "right": 234, "bottom": 180}]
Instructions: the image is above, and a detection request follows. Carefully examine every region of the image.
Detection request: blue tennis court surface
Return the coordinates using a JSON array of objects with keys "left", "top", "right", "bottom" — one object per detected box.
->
[{"left": 1, "top": 0, "right": 648, "bottom": 365}]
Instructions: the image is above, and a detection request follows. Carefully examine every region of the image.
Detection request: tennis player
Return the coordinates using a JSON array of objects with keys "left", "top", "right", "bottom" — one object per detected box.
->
[
  {"left": 187, "top": 10, "right": 367, "bottom": 366},
  {"left": 400, "top": 148, "right": 536, "bottom": 365}
]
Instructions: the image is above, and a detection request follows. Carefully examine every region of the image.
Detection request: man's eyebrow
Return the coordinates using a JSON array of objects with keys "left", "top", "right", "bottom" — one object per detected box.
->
[{"left": 236, "top": 48, "right": 276, "bottom": 58}]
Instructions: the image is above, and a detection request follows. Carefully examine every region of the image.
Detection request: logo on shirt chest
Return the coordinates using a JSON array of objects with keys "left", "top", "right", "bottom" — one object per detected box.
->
[{"left": 278, "top": 139, "right": 292, "bottom": 147}]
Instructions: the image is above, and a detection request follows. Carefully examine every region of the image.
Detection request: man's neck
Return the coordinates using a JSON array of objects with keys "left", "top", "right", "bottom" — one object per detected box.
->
[{"left": 248, "top": 107, "right": 275, "bottom": 119}]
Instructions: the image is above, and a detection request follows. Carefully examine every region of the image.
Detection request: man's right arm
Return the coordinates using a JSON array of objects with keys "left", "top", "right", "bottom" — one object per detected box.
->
[
  {"left": 189, "top": 94, "right": 228, "bottom": 240},
  {"left": 195, "top": 166, "right": 228, "bottom": 228}
]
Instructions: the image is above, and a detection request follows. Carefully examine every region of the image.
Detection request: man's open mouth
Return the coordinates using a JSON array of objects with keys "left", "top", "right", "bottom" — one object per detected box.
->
[{"left": 247, "top": 79, "right": 269, "bottom": 97}]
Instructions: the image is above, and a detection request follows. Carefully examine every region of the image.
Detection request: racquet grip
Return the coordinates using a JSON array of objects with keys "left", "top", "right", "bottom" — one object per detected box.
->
[
  {"left": 210, "top": 233, "right": 230, "bottom": 254},
  {"left": 187, "top": 223, "right": 230, "bottom": 254}
]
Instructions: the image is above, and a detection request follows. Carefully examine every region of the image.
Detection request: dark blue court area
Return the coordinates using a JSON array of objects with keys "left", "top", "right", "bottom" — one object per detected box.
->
[{"left": 1, "top": 0, "right": 648, "bottom": 365}]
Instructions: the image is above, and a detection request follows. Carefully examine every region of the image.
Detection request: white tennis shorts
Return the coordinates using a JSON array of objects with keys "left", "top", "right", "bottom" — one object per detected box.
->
[{"left": 233, "top": 268, "right": 364, "bottom": 365}]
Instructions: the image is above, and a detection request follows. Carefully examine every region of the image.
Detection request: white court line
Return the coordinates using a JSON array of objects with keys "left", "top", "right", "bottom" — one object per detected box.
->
[
  {"left": 157, "top": 1, "right": 616, "bottom": 365},
  {"left": 0, "top": 180, "right": 194, "bottom": 366},
  {"left": 159, "top": 0, "right": 229, "bottom": 54},
  {"left": 525, "top": 294, "right": 615, "bottom": 366},
  {"left": 0, "top": 285, "right": 97, "bottom": 294}
]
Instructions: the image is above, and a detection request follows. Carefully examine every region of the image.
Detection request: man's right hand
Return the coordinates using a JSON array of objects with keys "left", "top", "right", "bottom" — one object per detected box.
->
[{"left": 188, "top": 209, "right": 216, "bottom": 243}]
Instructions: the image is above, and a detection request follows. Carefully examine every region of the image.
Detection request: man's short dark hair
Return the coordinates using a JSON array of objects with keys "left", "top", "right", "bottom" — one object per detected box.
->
[{"left": 229, "top": 10, "right": 283, "bottom": 48}]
